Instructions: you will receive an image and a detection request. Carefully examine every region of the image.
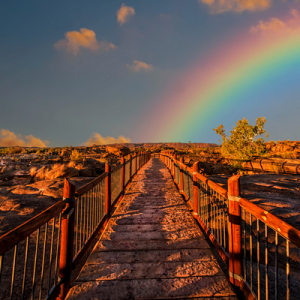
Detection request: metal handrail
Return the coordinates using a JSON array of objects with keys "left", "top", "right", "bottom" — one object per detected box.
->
[
  {"left": 0, "top": 152, "right": 151, "bottom": 300},
  {"left": 161, "top": 152, "right": 300, "bottom": 300}
]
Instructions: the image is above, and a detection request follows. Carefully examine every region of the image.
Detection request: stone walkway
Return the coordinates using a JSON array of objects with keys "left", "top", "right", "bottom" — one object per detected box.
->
[{"left": 66, "top": 158, "right": 237, "bottom": 299}]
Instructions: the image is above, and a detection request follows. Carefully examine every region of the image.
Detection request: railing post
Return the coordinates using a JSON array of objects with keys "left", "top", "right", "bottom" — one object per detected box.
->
[
  {"left": 193, "top": 162, "right": 199, "bottom": 215},
  {"left": 121, "top": 157, "right": 125, "bottom": 199},
  {"left": 172, "top": 154, "right": 175, "bottom": 177},
  {"left": 129, "top": 154, "right": 132, "bottom": 181},
  {"left": 180, "top": 157, "right": 184, "bottom": 194},
  {"left": 134, "top": 152, "right": 137, "bottom": 175},
  {"left": 139, "top": 152, "right": 141, "bottom": 167},
  {"left": 57, "top": 178, "right": 76, "bottom": 300},
  {"left": 228, "top": 175, "right": 242, "bottom": 288},
  {"left": 105, "top": 163, "right": 111, "bottom": 214}
]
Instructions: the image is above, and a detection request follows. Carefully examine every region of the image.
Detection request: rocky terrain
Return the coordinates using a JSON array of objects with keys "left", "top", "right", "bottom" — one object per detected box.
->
[
  {"left": 1, "top": 140, "right": 300, "bottom": 235},
  {"left": 0, "top": 145, "right": 131, "bottom": 235}
]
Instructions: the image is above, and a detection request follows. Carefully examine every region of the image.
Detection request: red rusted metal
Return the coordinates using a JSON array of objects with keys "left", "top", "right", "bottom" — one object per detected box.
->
[
  {"left": 135, "top": 152, "right": 137, "bottom": 174},
  {"left": 193, "top": 162, "right": 199, "bottom": 215},
  {"left": 180, "top": 157, "right": 184, "bottom": 193},
  {"left": 57, "top": 178, "right": 76, "bottom": 300},
  {"left": 228, "top": 175, "right": 242, "bottom": 287},
  {"left": 121, "top": 157, "right": 125, "bottom": 199},
  {"left": 105, "top": 163, "right": 111, "bottom": 215},
  {"left": 129, "top": 154, "right": 132, "bottom": 181}
]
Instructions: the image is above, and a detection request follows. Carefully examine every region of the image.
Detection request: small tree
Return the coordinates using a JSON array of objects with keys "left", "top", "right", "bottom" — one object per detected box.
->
[{"left": 213, "top": 117, "right": 269, "bottom": 165}]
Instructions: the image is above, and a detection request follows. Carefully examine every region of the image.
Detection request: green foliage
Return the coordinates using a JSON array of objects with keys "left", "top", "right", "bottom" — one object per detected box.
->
[
  {"left": 0, "top": 147, "right": 23, "bottom": 154},
  {"left": 213, "top": 117, "right": 269, "bottom": 163},
  {"left": 70, "top": 149, "right": 82, "bottom": 161}
]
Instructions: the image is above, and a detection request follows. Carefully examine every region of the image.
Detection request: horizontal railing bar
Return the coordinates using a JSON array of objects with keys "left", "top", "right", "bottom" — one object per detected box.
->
[
  {"left": 0, "top": 200, "right": 66, "bottom": 255},
  {"left": 76, "top": 172, "right": 108, "bottom": 195},
  {"left": 112, "top": 163, "right": 123, "bottom": 173},
  {"left": 161, "top": 154, "right": 227, "bottom": 198},
  {"left": 163, "top": 153, "right": 300, "bottom": 247},
  {"left": 196, "top": 173, "right": 227, "bottom": 198},
  {"left": 239, "top": 196, "right": 300, "bottom": 248}
]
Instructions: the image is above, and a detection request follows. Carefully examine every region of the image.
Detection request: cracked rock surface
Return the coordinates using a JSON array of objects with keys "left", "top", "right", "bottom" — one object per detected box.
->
[{"left": 66, "top": 158, "right": 236, "bottom": 300}]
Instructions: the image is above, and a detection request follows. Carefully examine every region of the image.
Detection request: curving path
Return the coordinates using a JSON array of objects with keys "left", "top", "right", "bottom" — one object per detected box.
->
[{"left": 66, "top": 158, "right": 237, "bottom": 299}]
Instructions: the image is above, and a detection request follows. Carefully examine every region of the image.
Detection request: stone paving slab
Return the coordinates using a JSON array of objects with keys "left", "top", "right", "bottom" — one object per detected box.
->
[
  {"left": 67, "top": 158, "right": 236, "bottom": 299},
  {"left": 101, "top": 229, "right": 201, "bottom": 240},
  {"left": 94, "top": 238, "right": 208, "bottom": 252},
  {"left": 109, "top": 215, "right": 195, "bottom": 225},
  {"left": 87, "top": 249, "right": 216, "bottom": 264},
  {"left": 105, "top": 223, "right": 197, "bottom": 232},
  {"left": 67, "top": 276, "right": 236, "bottom": 299},
  {"left": 77, "top": 259, "right": 224, "bottom": 281}
]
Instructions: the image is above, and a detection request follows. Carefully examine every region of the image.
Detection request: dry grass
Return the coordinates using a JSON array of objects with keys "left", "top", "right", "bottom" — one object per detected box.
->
[
  {"left": 70, "top": 149, "right": 82, "bottom": 161},
  {"left": 30, "top": 167, "right": 37, "bottom": 177},
  {"left": 68, "top": 161, "right": 76, "bottom": 168}
]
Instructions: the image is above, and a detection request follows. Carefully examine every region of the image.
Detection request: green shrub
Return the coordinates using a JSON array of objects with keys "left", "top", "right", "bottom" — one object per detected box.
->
[
  {"left": 70, "top": 149, "right": 82, "bottom": 161},
  {"left": 214, "top": 117, "right": 269, "bottom": 167}
]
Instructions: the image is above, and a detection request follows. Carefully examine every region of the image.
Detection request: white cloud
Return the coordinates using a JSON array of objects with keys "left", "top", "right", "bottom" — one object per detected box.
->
[
  {"left": 126, "top": 60, "right": 153, "bottom": 72},
  {"left": 0, "top": 129, "right": 49, "bottom": 147},
  {"left": 54, "top": 28, "right": 116, "bottom": 55},
  {"left": 84, "top": 133, "right": 131, "bottom": 146},
  {"left": 117, "top": 4, "right": 135, "bottom": 25},
  {"left": 199, "top": 0, "right": 272, "bottom": 14}
]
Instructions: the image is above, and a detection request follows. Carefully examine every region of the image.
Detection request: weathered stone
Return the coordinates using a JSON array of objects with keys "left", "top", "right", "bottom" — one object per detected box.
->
[
  {"left": 78, "top": 167, "right": 96, "bottom": 177},
  {"left": 66, "top": 158, "right": 236, "bottom": 299},
  {"left": 87, "top": 249, "right": 215, "bottom": 264},
  {"left": 45, "top": 165, "right": 79, "bottom": 179},
  {"left": 10, "top": 186, "right": 40, "bottom": 195},
  {"left": 77, "top": 259, "right": 224, "bottom": 281},
  {"left": 106, "top": 145, "right": 130, "bottom": 156},
  {"left": 66, "top": 277, "right": 236, "bottom": 299}
]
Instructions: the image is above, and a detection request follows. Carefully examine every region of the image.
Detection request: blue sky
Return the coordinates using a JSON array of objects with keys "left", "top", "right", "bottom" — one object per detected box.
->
[{"left": 1, "top": 0, "right": 300, "bottom": 146}]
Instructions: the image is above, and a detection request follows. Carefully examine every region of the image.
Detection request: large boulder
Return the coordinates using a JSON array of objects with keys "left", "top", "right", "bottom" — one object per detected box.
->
[
  {"left": 45, "top": 164, "right": 79, "bottom": 180},
  {"left": 106, "top": 145, "right": 130, "bottom": 156},
  {"left": 76, "top": 164, "right": 97, "bottom": 177},
  {"left": 212, "top": 165, "right": 232, "bottom": 175}
]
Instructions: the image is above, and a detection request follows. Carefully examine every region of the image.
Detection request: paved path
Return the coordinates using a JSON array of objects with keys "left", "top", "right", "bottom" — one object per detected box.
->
[{"left": 66, "top": 158, "right": 237, "bottom": 299}]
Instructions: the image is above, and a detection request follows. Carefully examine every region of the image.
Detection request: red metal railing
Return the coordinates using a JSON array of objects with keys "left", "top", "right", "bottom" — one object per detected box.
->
[
  {"left": 160, "top": 151, "right": 300, "bottom": 300},
  {"left": 0, "top": 152, "right": 151, "bottom": 300}
]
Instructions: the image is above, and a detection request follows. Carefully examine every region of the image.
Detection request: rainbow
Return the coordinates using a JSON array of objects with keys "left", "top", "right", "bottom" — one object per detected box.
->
[{"left": 138, "top": 11, "right": 300, "bottom": 142}]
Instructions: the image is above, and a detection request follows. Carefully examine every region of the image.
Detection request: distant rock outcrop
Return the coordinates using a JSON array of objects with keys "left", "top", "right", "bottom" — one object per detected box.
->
[{"left": 106, "top": 145, "right": 131, "bottom": 156}]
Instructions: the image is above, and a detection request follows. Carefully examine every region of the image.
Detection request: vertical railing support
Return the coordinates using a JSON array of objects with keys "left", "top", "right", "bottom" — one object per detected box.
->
[
  {"left": 129, "top": 154, "right": 132, "bottom": 181},
  {"left": 140, "top": 152, "right": 142, "bottom": 167},
  {"left": 172, "top": 154, "right": 175, "bottom": 177},
  {"left": 180, "top": 157, "right": 184, "bottom": 194},
  {"left": 228, "top": 175, "right": 242, "bottom": 288},
  {"left": 121, "top": 157, "right": 125, "bottom": 199},
  {"left": 57, "top": 178, "right": 76, "bottom": 300},
  {"left": 134, "top": 152, "right": 137, "bottom": 175},
  {"left": 105, "top": 163, "right": 111, "bottom": 214},
  {"left": 174, "top": 154, "right": 177, "bottom": 179},
  {"left": 193, "top": 162, "right": 199, "bottom": 215}
]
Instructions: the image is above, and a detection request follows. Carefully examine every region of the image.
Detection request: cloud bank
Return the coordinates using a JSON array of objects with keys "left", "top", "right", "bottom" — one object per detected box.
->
[
  {"left": 0, "top": 129, "right": 49, "bottom": 147},
  {"left": 200, "top": 0, "right": 272, "bottom": 14},
  {"left": 126, "top": 60, "right": 153, "bottom": 72},
  {"left": 117, "top": 4, "right": 135, "bottom": 25},
  {"left": 250, "top": 9, "right": 300, "bottom": 36},
  {"left": 84, "top": 133, "right": 131, "bottom": 146},
  {"left": 54, "top": 28, "right": 116, "bottom": 55}
]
